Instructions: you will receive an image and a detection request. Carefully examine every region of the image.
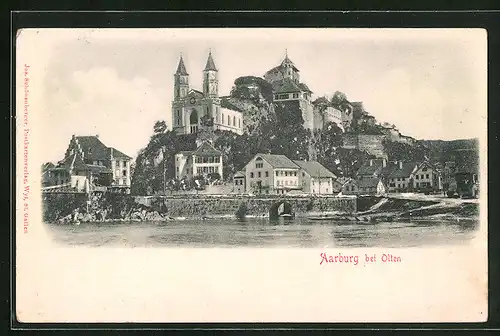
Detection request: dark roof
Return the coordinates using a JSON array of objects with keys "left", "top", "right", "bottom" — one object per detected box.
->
[
  {"left": 175, "top": 56, "right": 188, "bottom": 75},
  {"left": 382, "top": 162, "right": 418, "bottom": 178},
  {"left": 109, "top": 147, "right": 131, "bottom": 159},
  {"left": 298, "top": 83, "right": 312, "bottom": 93},
  {"left": 74, "top": 136, "right": 110, "bottom": 161},
  {"left": 356, "top": 159, "right": 386, "bottom": 176},
  {"left": 204, "top": 52, "right": 218, "bottom": 71},
  {"left": 265, "top": 54, "right": 299, "bottom": 75},
  {"left": 273, "top": 78, "right": 303, "bottom": 94},
  {"left": 293, "top": 160, "right": 336, "bottom": 178},
  {"left": 221, "top": 98, "right": 244, "bottom": 112},
  {"left": 358, "top": 178, "right": 382, "bottom": 189},
  {"left": 58, "top": 153, "right": 88, "bottom": 171},
  {"left": 256, "top": 154, "right": 299, "bottom": 169},
  {"left": 193, "top": 142, "right": 222, "bottom": 156}
]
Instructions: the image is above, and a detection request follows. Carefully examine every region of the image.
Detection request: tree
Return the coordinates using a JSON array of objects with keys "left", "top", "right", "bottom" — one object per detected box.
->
[{"left": 153, "top": 120, "right": 167, "bottom": 134}]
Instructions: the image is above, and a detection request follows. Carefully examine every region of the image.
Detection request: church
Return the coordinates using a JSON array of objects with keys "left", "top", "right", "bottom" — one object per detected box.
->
[{"left": 171, "top": 52, "right": 244, "bottom": 136}]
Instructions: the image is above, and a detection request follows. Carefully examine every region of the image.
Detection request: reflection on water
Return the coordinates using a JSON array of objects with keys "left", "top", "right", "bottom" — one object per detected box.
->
[{"left": 45, "top": 217, "right": 479, "bottom": 248}]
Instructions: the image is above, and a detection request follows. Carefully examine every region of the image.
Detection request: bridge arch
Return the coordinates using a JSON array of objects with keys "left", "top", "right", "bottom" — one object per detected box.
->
[{"left": 269, "top": 200, "right": 294, "bottom": 220}]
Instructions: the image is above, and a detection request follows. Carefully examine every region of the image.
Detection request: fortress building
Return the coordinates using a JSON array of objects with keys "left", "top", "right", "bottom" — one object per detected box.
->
[{"left": 172, "top": 52, "right": 244, "bottom": 136}]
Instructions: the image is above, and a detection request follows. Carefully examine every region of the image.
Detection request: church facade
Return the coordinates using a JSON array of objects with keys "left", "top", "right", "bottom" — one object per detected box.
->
[{"left": 171, "top": 52, "right": 244, "bottom": 136}]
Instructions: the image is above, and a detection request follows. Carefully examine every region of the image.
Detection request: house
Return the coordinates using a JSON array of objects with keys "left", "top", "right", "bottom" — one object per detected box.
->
[
  {"left": 244, "top": 153, "right": 301, "bottom": 195},
  {"left": 341, "top": 178, "right": 358, "bottom": 195},
  {"left": 357, "top": 177, "right": 386, "bottom": 195},
  {"left": 293, "top": 160, "right": 337, "bottom": 194},
  {"left": 233, "top": 170, "right": 246, "bottom": 193},
  {"left": 356, "top": 158, "right": 388, "bottom": 180},
  {"left": 451, "top": 148, "right": 479, "bottom": 197},
  {"left": 47, "top": 135, "right": 132, "bottom": 193},
  {"left": 175, "top": 141, "right": 223, "bottom": 181},
  {"left": 412, "top": 161, "right": 441, "bottom": 191},
  {"left": 383, "top": 161, "right": 419, "bottom": 192}
]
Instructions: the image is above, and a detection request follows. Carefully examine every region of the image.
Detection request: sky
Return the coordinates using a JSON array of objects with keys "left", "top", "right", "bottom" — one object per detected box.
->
[{"left": 17, "top": 28, "right": 487, "bottom": 163}]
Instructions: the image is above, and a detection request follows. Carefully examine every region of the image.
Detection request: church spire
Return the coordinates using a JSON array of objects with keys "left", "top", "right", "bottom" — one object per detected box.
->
[
  {"left": 175, "top": 54, "right": 188, "bottom": 75},
  {"left": 204, "top": 50, "right": 218, "bottom": 72}
]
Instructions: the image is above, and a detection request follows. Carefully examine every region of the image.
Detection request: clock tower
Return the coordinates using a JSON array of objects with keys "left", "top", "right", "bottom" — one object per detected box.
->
[{"left": 203, "top": 51, "right": 218, "bottom": 97}]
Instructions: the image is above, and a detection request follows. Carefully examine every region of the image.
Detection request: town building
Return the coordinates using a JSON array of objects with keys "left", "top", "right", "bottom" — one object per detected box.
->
[
  {"left": 312, "top": 96, "right": 344, "bottom": 131},
  {"left": 175, "top": 141, "right": 223, "bottom": 181},
  {"left": 384, "top": 161, "right": 419, "bottom": 192},
  {"left": 412, "top": 161, "right": 442, "bottom": 191},
  {"left": 443, "top": 149, "right": 479, "bottom": 197},
  {"left": 233, "top": 170, "right": 246, "bottom": 193},
  {"left": 357, "top": 178, "right": 386, "bottom": 195},
  {"left": 341, "top": 178, "right": 358, "bottom": 195},
  {"left": 237, "top": 153, "right": 338, "bottom": 195},
  {"left": 293, "top": 160, "right": 337, "bottom": 194},
  {"left": 171, "top": 52, "right": 244, "bottom": 136},
  {"left": 355, "top": 158, "right": 388, "bottom": 181},
  {"left": 46, "top": 135, "right": 132, "bottom": 193}
]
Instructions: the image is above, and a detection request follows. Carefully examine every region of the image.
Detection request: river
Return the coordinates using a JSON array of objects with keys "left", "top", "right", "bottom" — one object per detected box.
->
[{"left": 45, "top": 217, "right": 479, "bottom": 248}]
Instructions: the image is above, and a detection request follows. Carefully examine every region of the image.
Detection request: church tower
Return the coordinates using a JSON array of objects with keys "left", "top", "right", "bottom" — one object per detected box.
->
[
  {"left": 203, "top": 51, "right": 219, "bottom": 97},
  {"left": 174, "top": 55, "right": 189, "bottom": 100},
  {"left": 281, "top": 49, "right": 299, "bottom": 83}
]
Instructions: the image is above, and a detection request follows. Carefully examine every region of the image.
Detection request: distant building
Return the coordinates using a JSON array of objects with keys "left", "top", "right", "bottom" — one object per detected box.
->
[
  {"left": 383, "top": 161, "right": 419, "bottom": 192},
  {"left": 293, "top": 160, "right": 337, "bottom": 194},
  {"left": 412, "top": 161, "right": 442, "bottom": 191},
  {"left": 171, "top": 52, "right": 244, "bottom": 136},
  {"left": 239, "top": 153, "right": 338, "bottom": 195},
  {"left": 341, "top": 178, "right": 358, "bottom": 195},
  {"left": 355, "top": 158, "right": 388, "bottom": 181},
  {"left": 312, "top": 96, "right": 344, "bottom": 131},
  {"left": 175, "top": 141, "right": 223, "bottom": 180},
  {"left": 233, "top": 170, "right": 246, "bottom": 193},
  {"left": 46, "top": 135, "right": 132, "bottom": 193},
  {"left": 445, "top": 148, "right": 479, "bottom": 197},
  {"left": 357, "top": 177, "right": 386, "bottom": 195}
]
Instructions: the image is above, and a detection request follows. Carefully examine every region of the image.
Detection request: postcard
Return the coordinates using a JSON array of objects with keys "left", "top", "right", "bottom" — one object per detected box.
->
[{"left": 15, "top": 28, "right": 488, "bottom": 323}]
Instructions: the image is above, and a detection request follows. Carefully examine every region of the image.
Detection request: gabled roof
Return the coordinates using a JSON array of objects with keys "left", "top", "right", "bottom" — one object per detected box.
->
[
  {"left": 86, "top": 164, "right": 113, "bottom": 174},
  {"left": 382, "top": 161, "right": 418, "bottom": 179},
  {"left": 358, "top": 177, "right": 382, "bottom": 189},
  {"left": 109, "top": 147, "right": 132, "bottom": 159},
  {"left": 74, "top": 136, "right": 110, "bottom": 161},
  {"left": 356, "top": 159, "right": 386, "bottom": 176},
  {"left": 255, "top": 153, "right": 299, "bottom": 169},
  {"left": 175, "top": 55, "right": 189, "bottom": 75},
  {"left": 298, "top": 83, "right": 312, "bottom": 93},
  {"left": 341, "top": 178, "right": 357, "bottom": 186},
  {"left": 233, "top": 171, "right": 245, "bottom": 178},
  {"left": 188, "top": 89, "right": 204, "bottom": 98},
  {"left": 293, "top": 160, "right": 336, "bottom": 178},
  {"left": 192, "top": 141, "right": 221, "bottom": 156},
  {"left": 58, "top": 153, "right": 88, "bottom": 172},
  {"left": 273, "top": 78, "right": 303, "bottom": 94},
  {"left": 204, "top": 52, "right": 218, "bottom": 71}
]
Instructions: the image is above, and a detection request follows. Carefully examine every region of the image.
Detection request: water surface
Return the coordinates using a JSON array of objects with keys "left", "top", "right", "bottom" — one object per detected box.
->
[{"left": 45, "top": 217, "right": 479, "bottom": 248}]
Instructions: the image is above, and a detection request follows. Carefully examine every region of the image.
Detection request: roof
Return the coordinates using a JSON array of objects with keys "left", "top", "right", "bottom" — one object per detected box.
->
[
  {"left": 109, "top": 147, "right": 132, "bottom": 159},
  {"left": 86, "top": 164, "right": 113, "bottom": 174},
  {"left": 256, "top": 153, "right": 299, "bottom": 169},
  {"left": 357, "top": 178, "right": 382, "bottom": 189},
  {"left": 356, "top": 159, "right": 387, "bottom": 176},
  {"left": 73, "top": 136, "right": 110, "bottom": 161},
  {"left": 293, "top": 160, "right": 336, "bottom": 178},
  {"left": 192, "top": 142, "right": 222, "bottom": 156},
  {"left": 273, "top": 78, "right": 303, "bottom": 94},
  {"left": 233, "top": 171, "right": 245, "bottom": 178},
  {"left": 298, "top": 83, "right": 312, "bottom": 93},
  {"left": 204, "top": 52, "right": 218, "bottom": 71},
  {"left": 41, "top": 162, "right": 55, "bottom": 171},
  {"left": 175, "top": 56, "right": 188, "bottom": 75},
  {"left": 58, "top": 153, "right": 88, "bottom": 172},
  {"left": 265, "top": 53, "right": 300, "bottom": 75},
  {"left": 383, "top": 162, "right": 418, "bottom": 178},
  {"left": 341, "top": 178, "right": 357, "bottom": 186}
]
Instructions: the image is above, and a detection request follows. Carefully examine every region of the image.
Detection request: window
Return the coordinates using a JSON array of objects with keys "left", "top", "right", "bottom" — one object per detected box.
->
[
  {"left": 190, "top": 125, "right": 198, "bottom": 133},
  {"left": 275, "top": 94, "right": 279, "bottom": 100},
  {"left": 258, "top": 172, "right": 261, "bottom": 178},
  {"left": 426, "top": 174, "right": 429, "bottom": 179},
  {"left": 176, "top": 167, "right": 179, "bottom": 172},
  {"left": 265, "top": 171, "right": 269, "bottom": 177},
  {"left": 422, "top": 167, "right": 428, "bottom": 172},
  {"left": 276, "top": 171, "right": 279, "bottom": 176},
  {"left": 421, "top": 174, "right": 424, "bottom": 179},
  {"left": 294, "top": 172, "right": 297, "bottom": 176},
  {"left": 250, "top": 172, "right": 254, "bottom": 178},
  {"left": 233, "top": 117, "right": 236, "bottom": 127},
  {"left": 285, "top": 172, "right": 288, "bottom": 177},
  {"left": 122, "top": 170, "right": 127, "bottom": 177},
  {"left": 416, "top": 175, "right": 419, "bottom": 180},
  {"left": 279, "top": 94, "right": 289, "bottom": 99},
  {"left": 292, "top": 93, "right": 299, "bottom": 98},
  {"left": 256, "top": 163, "right": 263, "bottom": 169},
  {"left": 238, "top": 119, "right": 241, "bottom": 128},
  {"left": 228, "top": 115, "right": 231, "bottom": 126},
  {"left": 222, "top": 114, "right": 225, "bottom": 124},
  {"left": 326, "top": 189, "right": 329, "bottom": 193},
  {"left": 302, "top": 172, "right": 305, "bottom": 177},
  {"left": 281, "top": 171, "right": 284, "bottom": 176}
]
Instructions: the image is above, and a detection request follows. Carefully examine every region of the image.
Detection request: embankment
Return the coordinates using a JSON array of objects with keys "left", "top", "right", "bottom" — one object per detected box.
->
[{"left": 43, "top": 193, "right": 357, "bottom": 223}]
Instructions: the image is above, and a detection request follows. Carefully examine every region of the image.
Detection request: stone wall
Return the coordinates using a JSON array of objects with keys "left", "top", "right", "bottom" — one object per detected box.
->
[{"left": 342, "top": 133, "right": 388, "bottom": 159}]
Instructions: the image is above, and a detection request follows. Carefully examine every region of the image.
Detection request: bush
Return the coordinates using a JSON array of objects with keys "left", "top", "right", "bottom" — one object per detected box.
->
[{"left": 235, "top": 201, "right": 248, "bottom": 219}]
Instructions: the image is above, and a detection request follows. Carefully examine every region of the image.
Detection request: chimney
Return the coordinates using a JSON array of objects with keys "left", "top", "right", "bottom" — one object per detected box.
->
[{"left": 399, "top": 160, "right": 403, "bottom": 169}]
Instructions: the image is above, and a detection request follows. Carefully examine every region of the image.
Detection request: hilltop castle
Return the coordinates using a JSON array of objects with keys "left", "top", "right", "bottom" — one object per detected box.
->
[{"left": 171, "top": 50, "right": 355, "bottom": 136}]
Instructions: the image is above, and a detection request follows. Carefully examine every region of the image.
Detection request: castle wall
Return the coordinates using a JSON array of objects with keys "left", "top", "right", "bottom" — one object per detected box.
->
[{"left": 342, "top": 134, "right": 388, "bottom": 159}]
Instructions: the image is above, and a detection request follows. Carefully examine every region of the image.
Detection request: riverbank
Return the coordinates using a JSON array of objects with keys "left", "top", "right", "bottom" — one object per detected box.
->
[{"left": 43, "top": 192, "right": 479, "bottom": 225}]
